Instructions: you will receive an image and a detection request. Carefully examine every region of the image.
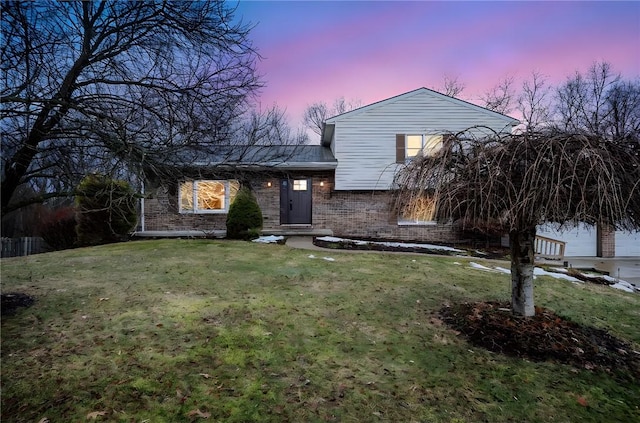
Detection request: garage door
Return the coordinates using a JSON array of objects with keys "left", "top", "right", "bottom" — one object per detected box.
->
[
  {"left": 537, "top": 223, "right": 597, "bottom": 257},
  {"left": 615, "top": 230, "right": 640, "bottom": 257}
]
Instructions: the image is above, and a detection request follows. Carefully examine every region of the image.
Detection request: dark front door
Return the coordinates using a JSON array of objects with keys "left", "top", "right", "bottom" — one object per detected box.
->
[{"left": 280, "top": 178, "right": 312, "bottom": 224}]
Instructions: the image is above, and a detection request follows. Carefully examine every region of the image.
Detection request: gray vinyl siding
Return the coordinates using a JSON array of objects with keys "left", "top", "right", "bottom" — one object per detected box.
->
[{"left": 331, "top": 91, "right": 515, "bottom": 190}]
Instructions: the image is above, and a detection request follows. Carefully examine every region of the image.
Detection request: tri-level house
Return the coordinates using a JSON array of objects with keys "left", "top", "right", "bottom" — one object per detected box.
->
[{"left": 138, "top": 87, "right": 640, "bottom": 257}]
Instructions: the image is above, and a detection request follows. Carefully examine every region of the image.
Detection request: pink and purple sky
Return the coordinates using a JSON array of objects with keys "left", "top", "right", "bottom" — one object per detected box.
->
[{"left": 234, "top": 1, "right": 640, "bottom": 131}]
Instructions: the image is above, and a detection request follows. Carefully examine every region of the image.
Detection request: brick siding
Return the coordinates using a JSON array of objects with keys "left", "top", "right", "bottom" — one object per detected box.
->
[
  {"left": 597, "top": 224, "right": 615, "bottom": 258},
  {"left": 143, "top": 172, "right": 459, "bottom": 243}
]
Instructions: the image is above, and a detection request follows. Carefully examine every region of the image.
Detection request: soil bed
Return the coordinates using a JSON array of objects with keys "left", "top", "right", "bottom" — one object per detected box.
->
[
  {"left": 1, "top": 293, "right": 36, "bottom": 316},
  {"left": 313, "top": 237, "right": 508, "bottom": 259},
  {"left": 439, "top": 301, "right": 640, "bottom": 381}
]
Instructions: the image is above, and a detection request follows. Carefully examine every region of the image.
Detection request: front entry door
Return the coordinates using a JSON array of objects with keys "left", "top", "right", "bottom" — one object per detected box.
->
[{"left": 280, "top": 178, "right": 312, "bottom": 224}]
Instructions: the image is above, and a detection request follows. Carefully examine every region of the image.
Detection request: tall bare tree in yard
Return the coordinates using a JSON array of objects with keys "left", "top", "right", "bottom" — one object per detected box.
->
[
  {"left": 393, "top": 129, "right": 640, "bottom": 316},
  {"left": 517, "top": 71, "right": 552, "bottom": 132},
  {"left": 436, "top": 74, "right": 466, "bottom": 98},
  {"left": 481, "top": 76, "right": 515, "bottom": 114},
  {"left": 303, "top": 97, "right": 361, "bottom": 137},
  {"left": 555, "top": 61, "right": 639, "bottom": 138},
  {"left": 1, "top": 1, "right": 261, "bottom": 214}
]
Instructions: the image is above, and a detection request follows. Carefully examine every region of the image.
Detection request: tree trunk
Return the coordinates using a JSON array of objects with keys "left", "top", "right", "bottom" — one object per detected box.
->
[{"left": 509, "top": 228, "right": 536, "bottom": 317}]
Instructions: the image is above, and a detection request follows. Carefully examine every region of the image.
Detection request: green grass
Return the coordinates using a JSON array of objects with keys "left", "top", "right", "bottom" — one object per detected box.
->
[{"left": 1, "top": 239, "right": 639, "bottom": 422}]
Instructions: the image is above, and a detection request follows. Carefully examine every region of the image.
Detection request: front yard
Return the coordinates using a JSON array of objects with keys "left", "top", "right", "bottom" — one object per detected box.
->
[{"left": 1, "top": 239, "right": 638, "bottom": 422}]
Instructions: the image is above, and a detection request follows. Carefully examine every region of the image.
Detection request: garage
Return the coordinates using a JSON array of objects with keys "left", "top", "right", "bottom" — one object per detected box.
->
[{"left": 615, "top": 230, "right": 640, "bottom": 257}]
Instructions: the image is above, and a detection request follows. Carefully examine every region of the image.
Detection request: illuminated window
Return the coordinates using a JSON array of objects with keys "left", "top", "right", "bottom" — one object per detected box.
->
[
  {"left": 397, "top": 195, "right": 437, "bottom": 225},
  {"left": 179, "top": 180, "right": 239, "bottom": 213},
  {"left": 292, "top": 179, "right": 308, "bottom": 191},
  {"left": 405, "top": 134, "right": 443, "bottom": 160}
]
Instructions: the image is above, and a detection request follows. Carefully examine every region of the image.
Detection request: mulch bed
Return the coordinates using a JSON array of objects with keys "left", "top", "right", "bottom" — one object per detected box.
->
[
  {"left": 313, "top": 237, "right": 508, "bottom": 259},
  {"left": 1, "top": 293, "right": 36, "bottom": 316},
  {"left": 439, "top": 301, "right": 640, "bottom": 381}
]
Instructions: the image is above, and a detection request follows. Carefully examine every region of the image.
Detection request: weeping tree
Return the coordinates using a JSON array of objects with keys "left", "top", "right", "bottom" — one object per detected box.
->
[{"left": 393, "top": 129, "right": 640, "bottom": 316}]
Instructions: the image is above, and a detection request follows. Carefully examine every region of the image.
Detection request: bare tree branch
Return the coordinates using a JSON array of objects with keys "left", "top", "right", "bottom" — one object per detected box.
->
[
  {"left": 1, "top": 1, "right": 263, "bottom": 214},
  {"left": 481, "top": 76, "right": 515, "bottom": 114}
]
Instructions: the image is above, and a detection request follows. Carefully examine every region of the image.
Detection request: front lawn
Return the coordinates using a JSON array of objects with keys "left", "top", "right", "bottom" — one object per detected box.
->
[{"left": 1, "top": 239, "right": 638, "bottom": 422}]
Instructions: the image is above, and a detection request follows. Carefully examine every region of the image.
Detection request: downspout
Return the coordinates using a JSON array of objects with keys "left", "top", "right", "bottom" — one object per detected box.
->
[{"left": 140, "top": 179, "right": 145, "bottom": 232}]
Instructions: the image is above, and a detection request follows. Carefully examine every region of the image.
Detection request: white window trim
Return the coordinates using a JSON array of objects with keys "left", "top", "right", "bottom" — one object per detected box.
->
[{"left": 179, "top": 180, "right": 232, "bottom": 214}]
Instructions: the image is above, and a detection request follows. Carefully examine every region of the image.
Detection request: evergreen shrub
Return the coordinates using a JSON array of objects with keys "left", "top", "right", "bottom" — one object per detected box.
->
[{"left": 226, "top": 187, "right": 263, "bottom": 240}]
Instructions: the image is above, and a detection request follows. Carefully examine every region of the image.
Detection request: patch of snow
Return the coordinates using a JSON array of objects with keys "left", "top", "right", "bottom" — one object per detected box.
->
[
  {"left": 308, "top": 254, "right": 316, "bottom": 259},
  {"left": 534, "top": 267, "right": 582, "bottom": 283},
  {"left": 323, "top": 257, "right": 336, "bottom": 262},
  {"left": 611, "top": 281, "right": 637, "bottom": 293},
  {"left": 466, "top": 261, "right": 637, "bottom": 294},
  {"left": 469, "top": 262, "right": 493, "bottom": 271},
  {"left": 252, "top": 235, "right": 284, "bottom": 244},
  {"left": 378, "top": 240, "right": 463, "bottom": 252},
  {"left": 315, "top": 236, "right": 464, "bottom": 252},
  {"left": 316, "top": 236, "right": 344, "bottom": 243}
]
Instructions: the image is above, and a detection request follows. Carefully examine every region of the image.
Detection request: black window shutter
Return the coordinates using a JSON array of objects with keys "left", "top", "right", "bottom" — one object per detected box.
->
[{"left": 395, "top": 134, "right": 405, "bottom": 163}]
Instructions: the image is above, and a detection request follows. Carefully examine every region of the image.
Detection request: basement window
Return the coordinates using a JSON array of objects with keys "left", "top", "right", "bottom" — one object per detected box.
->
[
  {"left": 179, "top": 180, "right": 239, "bottom": 213},
  {"left": 397, "top": 195, "right": 437, "bottom": 225}
]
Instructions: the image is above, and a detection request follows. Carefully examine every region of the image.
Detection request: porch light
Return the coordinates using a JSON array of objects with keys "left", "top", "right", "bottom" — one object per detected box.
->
[
  {"left": 267, "top": 181, "right": 272, "bottom": 187},
  {"left": 320, "top": 181, "right": 325, "bottom": 187}
]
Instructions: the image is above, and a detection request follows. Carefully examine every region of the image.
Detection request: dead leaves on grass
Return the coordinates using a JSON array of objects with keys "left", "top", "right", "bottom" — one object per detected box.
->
[
  {"left": 86, "top": 410, "right": 107, "bottom": 419},
  {"left": 187, "top": 408, "right": 211, "bottom": 419}
]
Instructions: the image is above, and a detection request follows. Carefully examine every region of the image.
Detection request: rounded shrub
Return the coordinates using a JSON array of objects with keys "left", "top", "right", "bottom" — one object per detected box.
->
[
  {"left": 75, "top": 174, "right": 138, "bottom": 246},
  {"left": 226, "top": 187, "right": 263, "bottom": 240}
]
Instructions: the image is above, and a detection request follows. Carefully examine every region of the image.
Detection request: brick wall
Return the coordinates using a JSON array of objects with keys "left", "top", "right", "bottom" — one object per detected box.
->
[
  {"left": 143, "top": 185, "right": 228, "bottom": 232},
  {"left": 143, "top": 172, "right": 460, "bottom": 244}
]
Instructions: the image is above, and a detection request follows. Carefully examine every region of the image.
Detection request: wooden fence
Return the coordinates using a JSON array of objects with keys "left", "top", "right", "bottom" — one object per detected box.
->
[{"left": 1, "top": 237, "right": 47, "bottom": 258}]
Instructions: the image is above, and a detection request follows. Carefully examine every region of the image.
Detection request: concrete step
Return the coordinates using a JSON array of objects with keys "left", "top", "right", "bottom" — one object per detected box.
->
[{"left": 261, "top": 227, "right": 333, "bottom": 237}]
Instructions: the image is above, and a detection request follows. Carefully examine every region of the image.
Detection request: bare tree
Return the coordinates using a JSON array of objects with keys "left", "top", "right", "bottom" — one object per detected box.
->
[
  {"left": 1, "top": 1, "right": 261, "bottom": 214},
  {"left": 239, "top": 106, "right": 309, "bottom": 146},
  {"left": 603, "top": 79, "right": 640, "bottom": 140},
  {"left": 555, "top": 61, "right": 619, "bottom": 135},
  {"left": 481, "top": 76, "right": 515, "bottom": 114},
  {"left": 303, "top": 97, "right": 361, "bottom": 137},
  {"left": 437, "top": 74, "right": 466, "bottom": 97},
  {"left": 302, "top": 102, "right": 329, "bottom": 137},
  {"left": 393, "top": 129, "right": 640, "bottom": 316},
  {"left": 516, "top": 71, "right": 552, "bottom": 132}
]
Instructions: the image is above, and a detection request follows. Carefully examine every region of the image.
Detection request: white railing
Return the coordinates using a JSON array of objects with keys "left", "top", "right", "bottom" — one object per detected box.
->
[{"left": 534, "top": 235, "right": 566, "bottom": 260}]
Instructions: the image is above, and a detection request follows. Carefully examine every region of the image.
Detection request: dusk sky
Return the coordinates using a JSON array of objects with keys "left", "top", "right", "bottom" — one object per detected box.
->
[{"left": 233, "top": 1, "right": 640, "bottom": 133}]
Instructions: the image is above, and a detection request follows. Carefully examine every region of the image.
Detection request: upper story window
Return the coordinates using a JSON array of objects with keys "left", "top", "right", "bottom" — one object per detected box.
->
[
  {"left": 396, "top": 134, "right": 443, "bottom": 163},
  {"left": 179, "top": 180, "right": 239, "bottom": 214}
]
